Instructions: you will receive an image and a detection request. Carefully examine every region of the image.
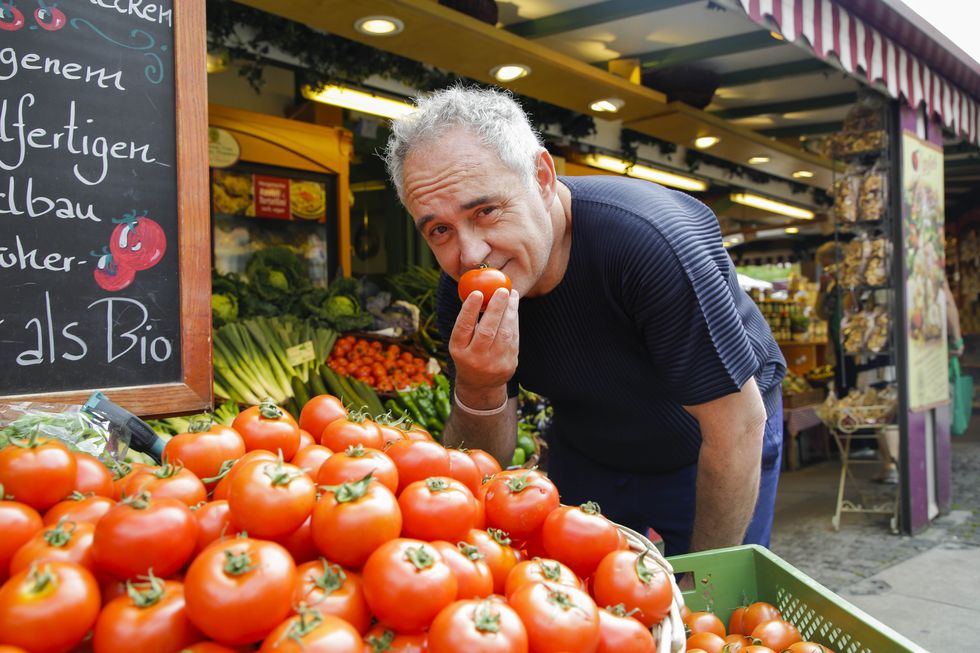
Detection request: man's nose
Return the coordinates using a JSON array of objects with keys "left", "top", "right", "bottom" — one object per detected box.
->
[{"left": 458, "top": 231, "right": 491, "bottom": 270}]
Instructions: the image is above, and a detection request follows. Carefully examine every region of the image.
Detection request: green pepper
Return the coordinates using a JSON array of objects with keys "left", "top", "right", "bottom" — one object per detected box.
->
[{"left": 510, "top": 447, "right": 526, "bottom": 467}]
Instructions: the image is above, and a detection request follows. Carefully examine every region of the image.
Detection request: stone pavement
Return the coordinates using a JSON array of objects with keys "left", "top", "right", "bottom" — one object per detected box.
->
[{"left": 770, "top": 421, "right": 980, "bottom": 652}]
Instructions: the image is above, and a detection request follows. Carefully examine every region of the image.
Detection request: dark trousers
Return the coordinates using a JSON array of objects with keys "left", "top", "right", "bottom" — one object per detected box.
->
[{"left": 546, "top": 401, "right": 783, "bottom": 557}]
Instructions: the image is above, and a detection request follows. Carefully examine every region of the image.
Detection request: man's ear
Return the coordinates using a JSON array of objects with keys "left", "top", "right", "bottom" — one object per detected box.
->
[{"left": 534, "top": 148, "right": 558, "bottom": 203}]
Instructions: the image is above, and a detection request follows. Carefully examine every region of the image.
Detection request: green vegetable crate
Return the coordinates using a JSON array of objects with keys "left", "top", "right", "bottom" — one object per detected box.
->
[{"left": 668, "top": 545, "right": 927, "bottom": 653}]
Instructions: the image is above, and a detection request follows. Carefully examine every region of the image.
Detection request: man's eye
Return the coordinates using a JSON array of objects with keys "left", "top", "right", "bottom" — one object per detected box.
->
[
  {"left": 478, "top": 206, "right": 496, "bottom": 217},
  {"left": 429, "top": 225, "right": 449, "bottom": 237}
]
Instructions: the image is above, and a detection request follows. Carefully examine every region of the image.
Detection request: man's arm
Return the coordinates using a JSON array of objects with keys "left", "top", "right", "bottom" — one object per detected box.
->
[
  {"left": 440, "top": 286, "right": 521, "bottom": 466},
  {"left": 684, "top": 376, "right": 768, "bottom": 552}
]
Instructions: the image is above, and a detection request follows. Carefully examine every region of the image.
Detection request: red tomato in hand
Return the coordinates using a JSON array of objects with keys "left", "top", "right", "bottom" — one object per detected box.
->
[
  {"left": 227, "top": 457, "right": 316, "bottom": 539},
  {"left": 504, "top": 557, "right": 580, "bottom": 599},
  {"left": 592, "top": 549, "right": 673, "bottom": 628},
  {"left": 458, "top": 267, "right": 512, "bottom": 311},
  {"left": 109, "top": 213, "right": 166, "bottom": 271},
  {"left": 10, "top": 519, "right": 96, "bottom": 576},
  {"left": 233, "top": 401, "right": 301, "bottom": 460},
  {"left": 299, "top": 395, "right": 348, "bottom": 440},
  {"left": 93, "top": 578, "right": 201, "bottom": 653},
  {"left": 509, "top": 580, "right": 600, "bottom": 653},
  {"left": 0, "top": 499, "right": 42, "bottom": 582},
  {"left": 541, "top": 501, "right": 621, "bottom": 579},
  {"left": 0, "top": 435, "right": 76, "bottom": 511},
  {"left": 398, "top": 477, "right": 480, "bottom": 543},
  {"left": 429, "top": 541, "right": 494, "bottom": 601},
  {"left": 92, "top": 493, "right": 198, "bottom": 580},
  {"left": 597, "top": 605, "right": 657, "bottom": 653},
  {"left": 427, "top": 598, "right": 528, "bottom": 653},
  {"left": 361, "top": 538, "right": 457, "bottom": 633},
  {"left": 292, "top": 560, "right": 371, "bottom": 634},
  {"left": 482, "top": 469, "right": 559, "bottom": 540},
  {"left": 163, "top": 423, "right": 246, "bottom": 485},
  {"left": 0, "top": 561, "right": 100, "bottom": 653},
  {"left": 44, "top": 494, "right": 115, "bottom": 527},
  {"left": 464, "top": 528, "right": 521, "bottom": 595},
  {"left": 311, "top": 475, "right": 402, "bottom": 569},
  {"left": 71, "top": 452, "right": 114, "bottom": 498},
  {"left": 316, "top": 445, "right": 398, "bottom": 494},
  {"left": 183, "top": 537, "right": 296, "bottom": 645}
]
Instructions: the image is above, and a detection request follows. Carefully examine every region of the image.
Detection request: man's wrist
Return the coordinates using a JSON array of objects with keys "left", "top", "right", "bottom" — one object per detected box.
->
[{"left": 454, "top": 383, "right": 508, "bottom": 412}]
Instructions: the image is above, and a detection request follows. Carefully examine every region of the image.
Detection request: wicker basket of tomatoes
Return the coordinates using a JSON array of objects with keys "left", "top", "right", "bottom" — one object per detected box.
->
[{"left": 327, "top": 334, "right": 437, "bottom": 395}]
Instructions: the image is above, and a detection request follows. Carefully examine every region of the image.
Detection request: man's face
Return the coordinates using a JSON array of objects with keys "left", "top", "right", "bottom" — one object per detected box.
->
[{"left": 401, "top": 128, "right": 554, "bottom": 297}]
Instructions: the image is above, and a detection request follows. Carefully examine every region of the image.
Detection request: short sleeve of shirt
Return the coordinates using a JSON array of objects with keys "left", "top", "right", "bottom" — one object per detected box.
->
[{"left": 615, "top": 196, "right": 760, "bottom": 406}]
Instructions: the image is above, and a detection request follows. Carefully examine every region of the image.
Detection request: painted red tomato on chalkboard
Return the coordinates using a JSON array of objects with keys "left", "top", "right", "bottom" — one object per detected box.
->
[
  {"left": 110, "top": 211, "right": 167, "bottom": 271},
  {"left": 0, "top": 4, "right": 25, "bottom": 31},
  {"left": 93, "top": 248, "right": 136, "bottom": 292},
  {"left": 34, "top": 2, "right": 66, "bottom": 31}
]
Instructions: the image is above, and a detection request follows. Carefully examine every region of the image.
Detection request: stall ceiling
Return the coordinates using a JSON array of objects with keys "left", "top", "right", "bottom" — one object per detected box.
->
[{"left": 234, "top": 0, "right": 977, "bottom": 201}]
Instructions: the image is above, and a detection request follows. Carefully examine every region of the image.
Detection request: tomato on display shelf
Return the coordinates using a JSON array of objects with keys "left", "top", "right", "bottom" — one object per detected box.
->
[{"left": 328, "top": 336, "right": 433, "bottom": 392}]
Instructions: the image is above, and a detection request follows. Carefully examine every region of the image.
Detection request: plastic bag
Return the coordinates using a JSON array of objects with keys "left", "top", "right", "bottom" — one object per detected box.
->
[{"left": 0, "top": 401, "right": 129, "bottom": 462}]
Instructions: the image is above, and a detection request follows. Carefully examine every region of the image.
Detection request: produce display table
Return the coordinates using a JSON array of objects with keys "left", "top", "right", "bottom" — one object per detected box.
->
[{"left": 783, "top": 404, "right": 830, "bottom": 471}]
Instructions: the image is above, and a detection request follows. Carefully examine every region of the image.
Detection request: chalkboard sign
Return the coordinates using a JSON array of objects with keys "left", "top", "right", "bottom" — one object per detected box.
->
[{"left": 0, "top": 2, "right": 210, "bottom": 415}]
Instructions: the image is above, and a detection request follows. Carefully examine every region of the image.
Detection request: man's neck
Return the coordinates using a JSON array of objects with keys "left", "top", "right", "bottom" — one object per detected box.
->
[{"left": 527, "top": 181, "right": 573, "bottom": 297}]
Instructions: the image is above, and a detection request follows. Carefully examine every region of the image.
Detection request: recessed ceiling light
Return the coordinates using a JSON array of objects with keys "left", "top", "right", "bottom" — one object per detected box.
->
[
  {"left": 491, "top": 64, "right": 531, "bottom": 83},
  {"left": 354, "top": 15, "right": 404, "bottom": 36},
  {"left": 770, "top": 30, "right": 785, "bottom": 40},
  {"left": 694, "top": 136, "right": 720, "bottom": 149},
  {"left": 590, "top": 98, "right": 625, "bottom": 113},
  {"left": 785, "top": 227, "right": 800, "bottom": 234},
  {"left": 748, "top": 155, "right": 771, "bottom": 165},
  {"left": 792, "top": 170, "right": 814, "bottom": 179}
]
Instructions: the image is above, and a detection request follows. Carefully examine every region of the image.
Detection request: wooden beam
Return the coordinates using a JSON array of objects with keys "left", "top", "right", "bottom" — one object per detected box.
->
[
  {"left": 625, "top": 31, "right": 785, "bottom": 70},
  {"left": 718, "top": 59, "right": 831, "bottom": 87},
  {"left": 506, "top": 0, "right": 697, "bottom": 39},
  {"left": 713, "top": 93, "right": 857, "bottom": 120},
  {"left": 758, "top": 121, "right": 843, "bottom": 138}
]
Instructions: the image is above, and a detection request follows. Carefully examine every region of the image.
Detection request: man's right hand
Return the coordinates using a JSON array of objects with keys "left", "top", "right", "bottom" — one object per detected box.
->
[{"left": 449, "top": 287, "right": 520, "bottom": 409}]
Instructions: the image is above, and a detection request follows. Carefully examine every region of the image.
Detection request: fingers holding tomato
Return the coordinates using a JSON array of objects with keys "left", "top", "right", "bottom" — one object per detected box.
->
[{"left": 458, "top": 266, "right": 512, "bottom": 312}]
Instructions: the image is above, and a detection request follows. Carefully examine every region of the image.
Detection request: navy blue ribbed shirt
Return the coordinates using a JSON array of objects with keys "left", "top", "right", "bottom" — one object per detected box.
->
[{"left": 436, "top": 175, "right": 785, "bottom": 474}]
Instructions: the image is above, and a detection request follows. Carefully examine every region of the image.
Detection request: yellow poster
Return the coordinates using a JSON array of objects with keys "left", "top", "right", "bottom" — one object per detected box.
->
[{"left": 902, "top": 130, "right": 949, "bottom": 411}]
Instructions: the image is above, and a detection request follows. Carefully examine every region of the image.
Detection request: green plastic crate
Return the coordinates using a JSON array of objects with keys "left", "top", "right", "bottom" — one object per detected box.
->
[{"left": 667, "top": 545, "right": 927, "bottom": 653}]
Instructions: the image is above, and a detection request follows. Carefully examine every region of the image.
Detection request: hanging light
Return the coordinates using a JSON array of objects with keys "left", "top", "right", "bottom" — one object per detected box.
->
[
  {"left": 586, "top": 154, "right": 708, "bottom": 192},
  {"left": 301, "top": 85, "right": 415, "bottom": 120}
]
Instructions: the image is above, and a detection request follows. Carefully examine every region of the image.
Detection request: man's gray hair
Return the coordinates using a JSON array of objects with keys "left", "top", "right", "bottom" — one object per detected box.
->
[{"left": 383, "top": 85, "right": 544, "bottom": 203}]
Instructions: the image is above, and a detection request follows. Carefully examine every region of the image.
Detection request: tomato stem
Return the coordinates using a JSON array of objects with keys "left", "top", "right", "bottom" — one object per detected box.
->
[
  {"left": 67, "top": 491, "right": 92, "bottom": 501},
  {"left": 425, "top": 477, "right": 449, "bottom": 492},
  {"left": 473, "top": 600, "right": 502, "bottom": 633},
  {"left": 580, "top": 501, "right": 602, "bottom": 515},
  {"left": 153, "top": 462, "right": 182, "bottom": 479},
  {"left": 345, "top": 444, "right": 367, "bottom": 458},
  {"left": 43, "top": 518, "right": 77, "bottom": 548},
  {"left": 26, "top": 563, "right": 56, "bottom": 595},
  {"left": 126, "top": 571, "right": 166, "bottom": 608},
  {"left": 282, "top": 605, "right": 323, "bottom": 644},
  {"left": 541, "top": 561, "right": 562, "bottom": 581},
  {"left": 258, "top": 398, "right": 284, "bottom": 420},
  {"left": 110, "top": 460, "right": 133, "bottom": 481},
  {"left": 202, "top": 458, "right": 237, "bottom": 485},
  {"left": 634, "top": 550, "right": 657, "bottom": 585},
  {"left": 263, "top": 452, "right": 302, "bottom": 487},
  {"left": 404, "top": 545, "right": 435, "bottom": 570},
  {"left": 312, "top": 558, "right": 346, "bottom": 595},
  {"left": 322, "top": 473, "right": 373, "bottom": 503},
  {"left": 122, "top": 491, "right": 152, "bottom": 510},
  {"left": 487, "top": 528, "right": 512, "bottom": 546},
  {"left": 457, "top": 542, "right": 484, "bottom": 561},
  {"left": 504, "top": 471, "right": 533, "bottom": 493},
  {"left": 606, "top": 602, "right": 639, "bottom": 618},
  {"left": 188, "top": 416, "right": 214, "bottom": 433},
  {"left": 365, "top": 629, "right": 396, "bottom": 652},
  {"left": 222, "top": 548, "right": 256, "bottom": 576}
]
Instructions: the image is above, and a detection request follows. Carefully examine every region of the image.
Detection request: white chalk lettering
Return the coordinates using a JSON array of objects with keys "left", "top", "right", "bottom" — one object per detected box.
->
[
  {"left": 0, "top": 176, "right": 101, "bottom": 221},
  {"left": 88, "top": 297, "right": 175, "bottom": 365},
  {"left": 88, "top": 0, "right": 172, "bottom": 27},
  {"left": 0, "top": 235, "right": 82, "bottom": 273},
  {"left": 0, "top": 47, "right": 125, "bottom": 91}
]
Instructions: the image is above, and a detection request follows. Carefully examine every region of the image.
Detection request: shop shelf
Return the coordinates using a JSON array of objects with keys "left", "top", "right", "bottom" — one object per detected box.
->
[{"left": 668, "top": 545, "right": 926, "bottom": 653}]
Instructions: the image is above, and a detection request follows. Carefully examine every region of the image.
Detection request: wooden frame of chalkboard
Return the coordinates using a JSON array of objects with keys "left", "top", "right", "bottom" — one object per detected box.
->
[{"left": 1, "top": 2, "right": 211, "bottom": 416}]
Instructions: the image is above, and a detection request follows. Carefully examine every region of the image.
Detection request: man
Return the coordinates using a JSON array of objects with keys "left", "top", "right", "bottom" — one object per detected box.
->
[{"left": 384, "top": 86, "right": 786, "bottom": 555}]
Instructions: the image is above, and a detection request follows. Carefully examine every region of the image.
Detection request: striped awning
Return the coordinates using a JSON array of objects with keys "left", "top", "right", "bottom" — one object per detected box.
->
[{"left": 737, "top": 0, "right": 980, "bottom": 146}]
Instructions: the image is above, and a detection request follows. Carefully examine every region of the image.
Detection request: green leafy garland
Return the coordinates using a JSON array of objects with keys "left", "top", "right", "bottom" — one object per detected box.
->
[{"left": 205, "top": 0, "right": 596, "bottom": 141}]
